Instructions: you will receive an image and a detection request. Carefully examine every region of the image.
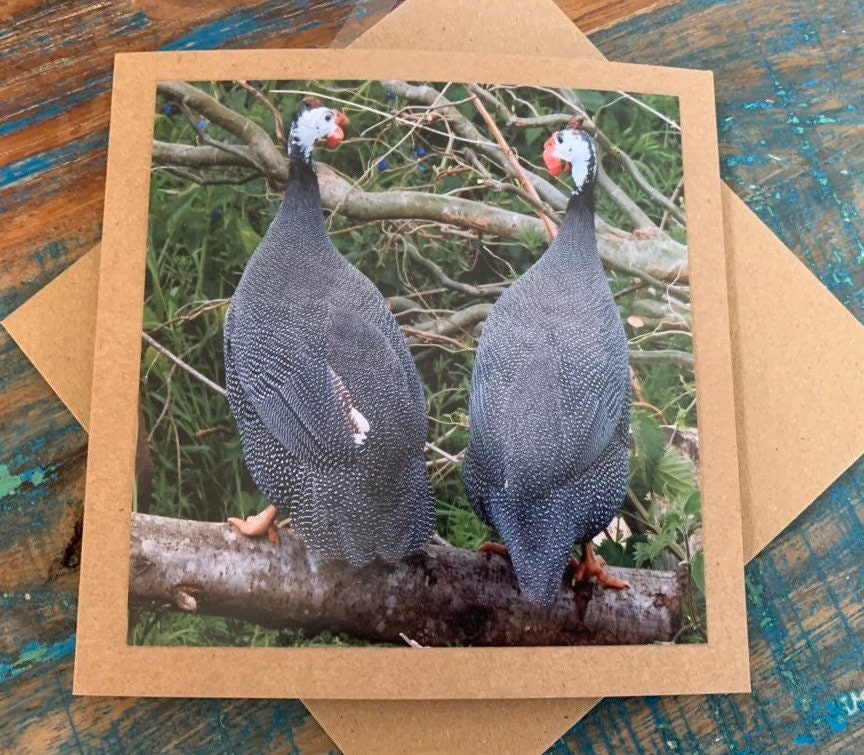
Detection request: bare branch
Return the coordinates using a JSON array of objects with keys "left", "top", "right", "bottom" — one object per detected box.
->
[
  {"left": 470, "top": 86, "right": 685, "bottom": 226},
  {"left": 660, "top": 177, "right": 686, "bottom": 231},
  {"left": 142, "top": 332, "right": 226, "bottom": 397},
  {"left": 318, "top": 167, "right": 688, "bottom": 282},
  {"left": 152, "top": 141, "right": 263, "bottom": 172},
  {"left": 130, "top": 513, "right": 685, "bottom": 646},
  {"left": 628, "top": 349, "right": 694, "bottom": 368},
  {"left": 468, "top": 86, "right": 557, "bottom": 241},
  {"left": 158, "top": 81, "right": 287, "bottom": 181},
  {"left": 400, "top": 239, "right": 490, "bottom": 297},
  {"left": 615, "top": 90, "right": 681, "bottom": 131},
  {"left": 384, "top": 80, "right": 569, "bottom": 213},
  {"left": 151, "top": 85, "right": 689, "bottom": 282},
  {"left": 414, "top": 303, "right": 493, "bottom": 338},
  {"left": 602, "top": 142, "right": 686, "bottom": 226},
  {"left": 597, "top": 164, "right": 656, "bottom": 229},
  {"left": 235, "top": 80, "right": 286, "bottom": 147},
  {"left": 151, "top": 140, "right": 687, "bottom": 281}
]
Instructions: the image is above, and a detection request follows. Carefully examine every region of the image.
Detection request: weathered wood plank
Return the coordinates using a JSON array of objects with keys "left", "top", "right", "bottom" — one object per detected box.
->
[
  {"left": 1, "top": 660, "right": 338, "bottom": 753},
  {"left": 558, "top": 0, "right": 678, "bottom": 33},
  {"left": 0, "top": 332, "right": 87, "bottom": 587}
]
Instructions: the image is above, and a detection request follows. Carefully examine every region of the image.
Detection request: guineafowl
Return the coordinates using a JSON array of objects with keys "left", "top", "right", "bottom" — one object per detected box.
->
[
  {"left": 464, "top": 118, "right": 631, "bottom": 604},
  {"left": 224, "top": 97, "right": 435, "bottom": 566}
]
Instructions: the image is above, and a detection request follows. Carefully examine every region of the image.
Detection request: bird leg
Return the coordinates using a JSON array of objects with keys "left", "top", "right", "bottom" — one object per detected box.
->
[
  {"left": 572, "top": 542, "right": 630, "bottom": 590},
  {"left": 478, "top": 541, "right": 510, "bottom": 559},
  {"left": 227, "top": 504, "right": 280, "bottom": 545}
]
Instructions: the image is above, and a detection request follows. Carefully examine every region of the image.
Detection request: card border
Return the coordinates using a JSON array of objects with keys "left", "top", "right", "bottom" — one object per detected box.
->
[{"left": 74, "top": 48, "right": 749, "bottom": 699}]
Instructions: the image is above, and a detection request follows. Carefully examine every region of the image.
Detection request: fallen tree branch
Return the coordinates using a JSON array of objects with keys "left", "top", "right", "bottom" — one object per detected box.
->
[
  {"left": 414, "top": 302, "right": 493, "bottom": 338},
  {"left": 130, "top": 513, "right": 685, "bottom": 646},
  {"left": 631, "top": 298, "right": 692, "bottom": 330},
  {"left": 153, "top": 81, "right": 690, "bottom": 279},
  {"left": 150, "top": 142, "right": 687, "bottom": 282},
  {"left": 628, "top": 349, "right": 694, "bottom": 368}
]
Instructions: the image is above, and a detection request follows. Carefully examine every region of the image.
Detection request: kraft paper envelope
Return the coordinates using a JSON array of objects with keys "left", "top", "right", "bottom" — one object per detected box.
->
[{"left": 3, "top": 0, "right": 863, "bottom": 751}]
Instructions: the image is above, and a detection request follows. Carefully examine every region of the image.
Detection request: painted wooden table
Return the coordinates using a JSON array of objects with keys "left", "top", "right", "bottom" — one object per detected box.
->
[{"left": 1, "top": 0, "right": 862, "bottom": 752}]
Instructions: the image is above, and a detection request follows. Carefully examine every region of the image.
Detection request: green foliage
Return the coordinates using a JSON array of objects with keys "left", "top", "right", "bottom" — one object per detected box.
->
[
  {"left": 136, "top": 79, "right": 702, "bottom": 647},
  {"left": 129, "top": 612, "right": 391, "bottom": 647}
]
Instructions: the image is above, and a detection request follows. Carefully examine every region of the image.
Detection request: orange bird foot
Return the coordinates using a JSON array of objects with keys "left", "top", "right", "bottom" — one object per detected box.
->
[
  {"left": 227, "top": 504, "right": 280, "bottom": 545},
  {"left": 478, "top": 541, "right": 510, "bottom": 559},
  {"left": 572, "top": 543, "right": 630, "bottom": 590}
]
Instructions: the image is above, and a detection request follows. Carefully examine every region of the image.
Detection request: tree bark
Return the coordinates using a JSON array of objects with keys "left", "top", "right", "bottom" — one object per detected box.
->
[{"left": 129, "top": 513, "right": 685, "bottom": 647}]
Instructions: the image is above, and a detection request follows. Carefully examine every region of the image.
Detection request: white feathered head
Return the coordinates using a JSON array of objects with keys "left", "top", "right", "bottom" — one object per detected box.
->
[
  {"left": 289, "top": 97, "right": 349, "bottom": 159},
  {"left": 543, "top": 117, "right": 598, "bottom": 195}
]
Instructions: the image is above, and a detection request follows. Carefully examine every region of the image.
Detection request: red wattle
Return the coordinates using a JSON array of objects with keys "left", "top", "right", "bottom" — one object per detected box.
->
[
  {"left": 326, "top": 125, "right": 345, "bottom": 148},
  {"left": 543, "top": 136, "right": 563, "bottom": 178}
]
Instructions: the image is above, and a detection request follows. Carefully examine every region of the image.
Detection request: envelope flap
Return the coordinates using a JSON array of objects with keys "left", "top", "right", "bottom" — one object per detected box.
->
[
  {"left": 3, "top": 250, "right": 99, "bottom": 430},
  {"left": 352, "top": 0, "right": 601, "bottom": 58},
  {"left": 724, "top": 190, "right": 864, "bottom": 556}
]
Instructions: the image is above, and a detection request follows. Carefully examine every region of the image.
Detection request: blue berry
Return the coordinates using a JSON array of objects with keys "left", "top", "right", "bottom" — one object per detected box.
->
[
  {"left": 417, "top": 164, "right": 427, "bottom": 173},
  {"left": 210, "top": 208, "right": 222, "bottom": 221},
  {"left": 386, "top": 91, "right": 395, "bottom": 100},
  {"left": 416, "top": 146, "right": 426, "bottom": 157},
  {"left": 197, "top": 119, "right": 208, "bottom": 130},
  {"left": 162, "top": 104, "right": 175, "bottom": 115},
  {"left": 377, "top": 159, "right": 389, "bottom": 171}
]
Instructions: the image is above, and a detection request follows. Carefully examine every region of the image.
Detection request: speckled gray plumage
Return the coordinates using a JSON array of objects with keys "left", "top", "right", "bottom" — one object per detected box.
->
[
  {"left": 224, "top": 158, "right": 435, "bottom": 567},
  {"left": 464, "top": 188, "right": 631, "bottom": 604}
]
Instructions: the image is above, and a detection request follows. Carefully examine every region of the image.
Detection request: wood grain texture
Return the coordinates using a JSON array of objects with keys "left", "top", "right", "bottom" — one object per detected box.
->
[
  {"left": 0, "top": 0, "right": 861, "bottom": 753},
  {"left": 557, "top": 0, "right": 678, "bottom": 33}
]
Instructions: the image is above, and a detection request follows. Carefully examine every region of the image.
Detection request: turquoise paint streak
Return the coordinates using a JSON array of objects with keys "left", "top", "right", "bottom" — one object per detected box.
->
[
  {"left": 0, "top": 635, "right": 76, "bottom": 684},
  {"left": 0, "top": 73, "right": 112, "bottom": 138},
  {"left": 0, "top": 133, "right": 108, "bottom": 191},
  {"left": 0, "top": 464, "right": 46, "bottom": 498},
  {"left": 157, "top": 0, "right": 332, "bottom": 51}
]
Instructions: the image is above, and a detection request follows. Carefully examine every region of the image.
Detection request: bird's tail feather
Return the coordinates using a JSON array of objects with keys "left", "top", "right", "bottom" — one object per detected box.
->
[
  {"left": 295, "top": 458, "right": 435, "bottom": 567},
  {"left": 485, "top": 489, "right": 586, "bottom": 606}
]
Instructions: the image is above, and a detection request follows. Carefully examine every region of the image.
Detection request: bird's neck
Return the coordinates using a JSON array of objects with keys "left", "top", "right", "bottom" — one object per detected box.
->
[
  {"left": 276, "top": 150, "right": 329, "bottom": 241},
  {"left": 544, "top": 187, "right": 600, "bottom": 271}
]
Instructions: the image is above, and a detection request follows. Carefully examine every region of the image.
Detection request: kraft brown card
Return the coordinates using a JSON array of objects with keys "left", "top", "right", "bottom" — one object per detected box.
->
[
  {"left": 67, "top": 41, "right": 753, "bottom": 702},
  {"left": 3, "top": 0, "right": 863, "bottom": 752}
]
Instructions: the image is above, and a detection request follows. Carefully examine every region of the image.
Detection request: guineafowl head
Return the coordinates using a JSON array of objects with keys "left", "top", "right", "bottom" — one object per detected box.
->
[
  {"left": 288, "top": 97, "right": 349, "bottom": 162},
  {"left": 542, "top": 117, "right": 598, "bottom": 196}
]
